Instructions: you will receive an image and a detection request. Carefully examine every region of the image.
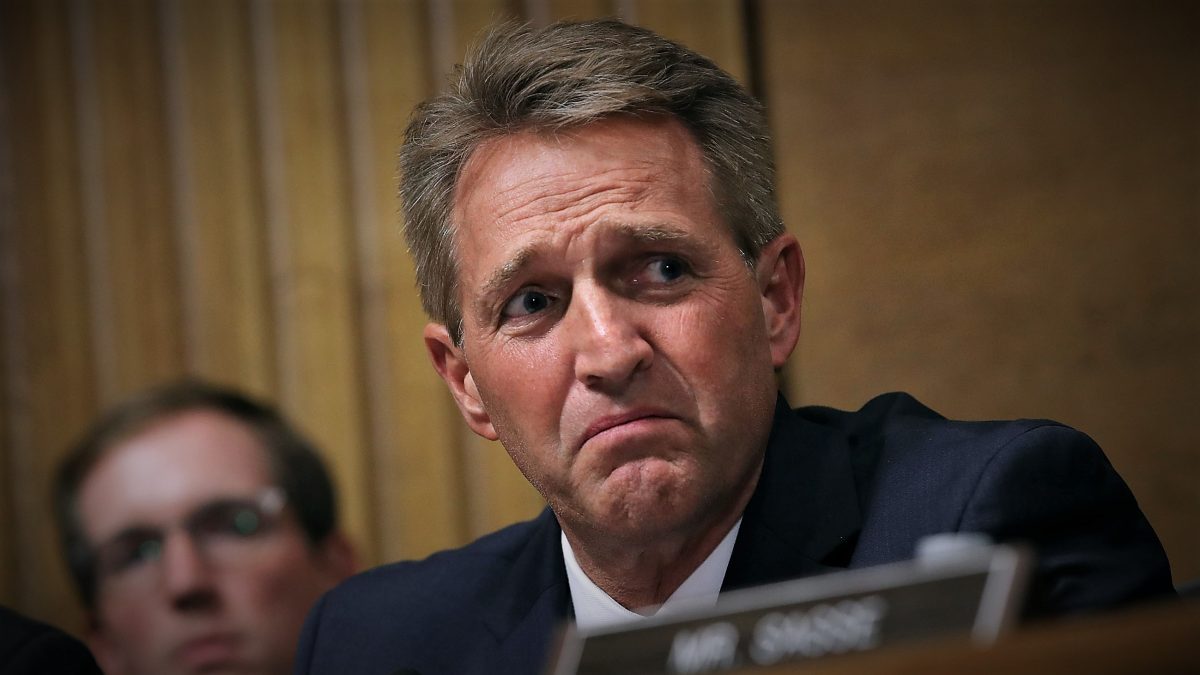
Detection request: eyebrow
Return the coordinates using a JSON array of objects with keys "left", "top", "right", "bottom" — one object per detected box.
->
[
  {"left": 474, "top": 222, "right": 690, "bottom": 317},
  {"left": 102, "top": 524, "right": 159, "bottom": 544}
]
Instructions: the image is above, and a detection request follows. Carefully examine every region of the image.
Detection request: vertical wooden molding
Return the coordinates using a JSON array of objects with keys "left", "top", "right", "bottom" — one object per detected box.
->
[
  {"left": 0, "top": 7, "right": 31, "bottom": 611},
  {"left": 523, "top": 0, "right": 551, "bottom": 26},
  {"left": 0, "top": 3, "right": 21, "bottom": 608},
  {"left": 2, "top": 0, "right": 97, "bottom": 627},
  {"left": 427, "top": 0, "right": 457, "bottom": 92},
  {"left": 546, "top": 1, "right": 622, "bottom": 21},
  {"left": 166, "top": 0, "right": 274, "bottom": 395},
  {"left": 159, "top": 0, "right": 202, "bottom": 372},
  {"left": 614, "top": 0, "right": 637, "bottom": 23},
  {"left": 741, "top": 0, "right": 767, "bottom": 107},
  {"left": 69, "top": 0, "right": 116, "bottom": 404},
  {"left": 248, "top": 0, "right": 375, "bottom": 563},
  {"left": 249, "top": 0, "right": 295, "bottom": 403},
  {"left": 64, "top": 0, "right": 186, "bottom": 399},
  {"left": 352, "top": 0, "right": 481, "bottom": 560},
  {"left": 335, "top": 0, "right": 384, "bottom": 554},
  {"left": 632, "top": 0, "right": 747, "bottom": 84}
]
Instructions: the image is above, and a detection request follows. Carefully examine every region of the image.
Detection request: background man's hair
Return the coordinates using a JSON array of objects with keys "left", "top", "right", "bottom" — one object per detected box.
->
[
  {"left": 53, "top": 378, "right": 339, "bottom": 608},
  {"left": 400, "top": 18, "right": 784, "bottom": 344}
]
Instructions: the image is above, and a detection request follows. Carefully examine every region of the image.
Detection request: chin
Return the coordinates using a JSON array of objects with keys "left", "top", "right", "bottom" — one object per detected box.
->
[{"left": 601, "top": 492, "right": 703, "bottom": 539}]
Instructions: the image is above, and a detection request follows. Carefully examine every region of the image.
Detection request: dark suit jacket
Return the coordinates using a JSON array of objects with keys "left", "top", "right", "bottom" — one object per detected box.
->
[
  {"left": 294, "top": 393, "right": 1174, "bottom": 675},
  {"left": 0, "top": 606, "right": 102, "bottom": 675}
]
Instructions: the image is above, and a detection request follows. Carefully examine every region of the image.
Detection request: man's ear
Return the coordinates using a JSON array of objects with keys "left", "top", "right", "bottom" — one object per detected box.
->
[
  {"left": 315, "top": 529, "right": 358, "bottom": 582},
  {"left": 424, "top": 323, "right": 498, "bottom": 440},
  {"left": 755, "top": 233, "right": 805, "bottom": 368}
]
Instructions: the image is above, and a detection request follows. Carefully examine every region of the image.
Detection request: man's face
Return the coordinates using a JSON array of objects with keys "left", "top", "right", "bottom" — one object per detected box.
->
[
  {"left": 428, "top": 116, "right": 803, "bottom": 545},
  {"left": 77, "top": 409, "right": 353, "bottom": 675}
]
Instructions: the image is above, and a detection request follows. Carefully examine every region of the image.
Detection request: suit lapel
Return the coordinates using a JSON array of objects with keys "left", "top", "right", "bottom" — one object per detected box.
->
[
  {"left": 723, "top": 395, "right": 862, "bottom": 591},
  {"left": 480, "top": 509, "right": 573, "bottom": 671}
]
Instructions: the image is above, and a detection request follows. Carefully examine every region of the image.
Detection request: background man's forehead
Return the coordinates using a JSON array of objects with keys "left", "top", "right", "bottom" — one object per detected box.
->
[{"left": 79, "top": 415, "right": 276, "bottom": 523}]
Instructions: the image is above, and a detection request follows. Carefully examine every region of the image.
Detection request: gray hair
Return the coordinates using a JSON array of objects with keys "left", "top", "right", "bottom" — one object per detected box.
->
[{"left": 400, "top": 18, "right": 784, "bottom": 344}]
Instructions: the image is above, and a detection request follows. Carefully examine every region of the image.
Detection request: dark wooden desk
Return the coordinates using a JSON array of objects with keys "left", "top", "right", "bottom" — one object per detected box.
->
[{"left": 745, "top": 599, "right": 1200, "bottom": 674}]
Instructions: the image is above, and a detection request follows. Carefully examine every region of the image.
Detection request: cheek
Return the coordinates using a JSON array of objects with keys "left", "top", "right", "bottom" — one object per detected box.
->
[
  {"left": 672, "top": 294, "right": 768, "bottom": 366},
  {"left": 97, "top": 597, "right": 159, "bottom": 644},
  {"left": 475, "top": 343, "right": 568, "bottom": 433},
  {"left": 92, "top": 594, "right": 174, "bottom": 673},
  {"left": 231, "top": 549, "right": 327, "bottom": 618},
  {"left": 472, "top": 344, "right": 576, "bottom": 490},
  {"left": 666, "top": 295, "right": 775, "bottom": 412},
  {"left": 223, "top": 549, "right": 333, "bottom": 657}
]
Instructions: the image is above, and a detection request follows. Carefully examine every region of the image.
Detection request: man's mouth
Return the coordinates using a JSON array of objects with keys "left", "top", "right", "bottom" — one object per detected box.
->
[
  {"left": 174, "top": 632, "right": 242, "bottom": 670},
  {"left": 580, "top": 409, "right": 678, "bottom": 451}
]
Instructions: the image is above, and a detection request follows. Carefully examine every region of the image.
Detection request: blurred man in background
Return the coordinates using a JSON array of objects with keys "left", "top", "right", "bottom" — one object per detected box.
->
[
  {"left": 54, "top": 380, "right": 355, "bottom": 675},
  {"left": 0, "top": 604, "right": 101, "bottom": 674}
]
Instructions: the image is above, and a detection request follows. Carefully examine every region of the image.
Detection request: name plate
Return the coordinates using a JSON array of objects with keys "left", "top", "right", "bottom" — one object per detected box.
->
[{"left": 548, "top": 543, "right": 1029, "bottom": 675}]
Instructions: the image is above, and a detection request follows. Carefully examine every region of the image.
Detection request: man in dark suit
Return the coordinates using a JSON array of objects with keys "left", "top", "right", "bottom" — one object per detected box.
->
[
  {"left": 295, "top": 19, "right": 1173, "bottom": 675},
  {"left": 0, "top": 605, "right": 102, "bottom": 675}
]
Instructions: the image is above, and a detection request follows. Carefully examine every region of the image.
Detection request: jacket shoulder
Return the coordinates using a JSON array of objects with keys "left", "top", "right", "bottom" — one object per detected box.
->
[
  {"left": 324, "top": 511, "right": 552, "bottom": 618},
  {"left": 796, "top": 391, "right": 1063, "bottom": 451},
  {"left": 295, "top": 509, "right": 565, "bottom": 674},
  {"left": 0, "top": 606, "right": 102, "bottom": 675},
  {"left": 797, "top": 393, "right": 1173, "bottom": 615},
  {"left": 796, "top": 392, "right": 1091, "bottom": 529},
  {"left": 796, "top": 391, "right": 1090, "bottom": 491}
]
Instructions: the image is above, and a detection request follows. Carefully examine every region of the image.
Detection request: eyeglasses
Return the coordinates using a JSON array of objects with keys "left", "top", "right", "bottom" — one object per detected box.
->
[{"left": 89, "top": 487, "right": 288, "bottom": 590}]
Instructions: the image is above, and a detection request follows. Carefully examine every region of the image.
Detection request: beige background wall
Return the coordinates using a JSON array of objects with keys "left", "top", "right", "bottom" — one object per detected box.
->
[{"left": 0, "top": 0, "right": 1195, "bottom": 634}]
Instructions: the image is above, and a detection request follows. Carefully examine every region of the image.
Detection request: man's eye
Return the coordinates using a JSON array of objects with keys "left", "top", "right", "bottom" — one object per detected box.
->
[
  {"left": 100, "top": 534, "right": 163, "bottom": 573},
  {"left": 129, "top": 539, "right": 164, "bottom": 565},
  {"left": 646, "top": 256, "right": 690, "bottom": 283},
  {"left": 192, "top": 502, "right": 265, "bottom": 538},
  {"left": 501, "top": 289, "right": 554, "bottom": 319}
]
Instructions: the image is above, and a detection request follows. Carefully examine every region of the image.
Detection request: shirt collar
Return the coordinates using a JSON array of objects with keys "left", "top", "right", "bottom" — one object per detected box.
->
[{"left": 562, "top": 519, "right": 742, "bottom": 632}]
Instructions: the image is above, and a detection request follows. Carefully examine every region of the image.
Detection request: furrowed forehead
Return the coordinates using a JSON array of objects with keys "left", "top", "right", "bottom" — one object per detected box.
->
[{"left": 482, "top": 222, "right": 685, "bottom": 287}]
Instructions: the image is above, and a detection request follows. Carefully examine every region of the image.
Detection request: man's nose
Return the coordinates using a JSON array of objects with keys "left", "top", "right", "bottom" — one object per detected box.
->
[
  {"left": 160, "top": 531, "right": 219, "bottom": 611},
  {"left": 567, "top": 285, "right": 653, "bottom": 389}
]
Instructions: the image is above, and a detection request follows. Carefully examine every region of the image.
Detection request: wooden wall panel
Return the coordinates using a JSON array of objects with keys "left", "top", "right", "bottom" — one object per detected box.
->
[
  {"left": 426, "top": 0, "right": 519, "bottom": 92},
  {"left": 540, "top": 0, "right": 618, "bottom": 24},
  {"left": 0, "top": 5, "right": 18, "bottom": 609},
  {"left": 762, "top": 0, "right": 1199, "bottom": 582},
  {"left": 448, "top": 0, "right": 521, "bottom": 55},
  {"left": 633, "top": 0, "right": 748, "bottom": 84},
  {"left": 165, "top": 0, "right": 275, "bottom": 396},
  {"left": 1, "top": 0, "right": 1193, "bottom": 637},
  {"left": 250, "top": 0, "right": 374, "bottom": 562},
  {"left": 77, "top": 0, "right": 185, "bottom": 401},
  {"left": 0, "top": 0, "right": 99, "bottom": 627},
  {"left": 341, "top": 0, "right": 474, "bottom": 561},
  {"left": 0, "top": 301, "right": 9, "bottom": 609}
]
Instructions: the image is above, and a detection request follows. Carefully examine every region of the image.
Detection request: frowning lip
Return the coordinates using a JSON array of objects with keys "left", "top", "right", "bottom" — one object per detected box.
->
[
  {"left": 174, "top": 631, "right": 242, "bottom": 669},
  {"left": 580, "top": 408, "right": 679, "bottom": 450}
]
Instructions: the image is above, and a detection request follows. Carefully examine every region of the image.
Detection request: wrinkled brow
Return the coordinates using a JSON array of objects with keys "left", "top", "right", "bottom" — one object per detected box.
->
[{"left": 474, "top": 222, "right": 689, "bottom": 315}]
